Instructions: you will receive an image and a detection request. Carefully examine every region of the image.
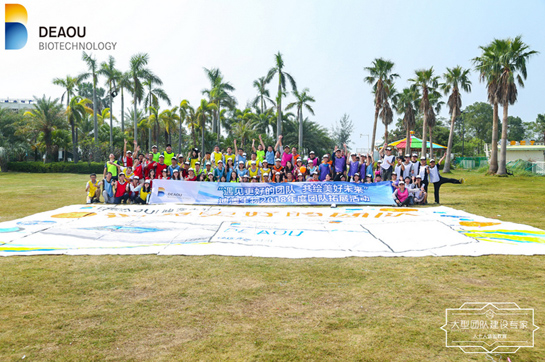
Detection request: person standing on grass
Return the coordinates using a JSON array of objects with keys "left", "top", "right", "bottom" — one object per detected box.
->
[
  {"left": 121, "top": 139, "right": 135, "bottom": 167},
  {"left": 85, "top": 173, "right": 102, "bottom": 204},
  {"left": 104, "top": 153, "right": 121, "bottom": 181},
  {"left": 102, "top": 172, "right": 115, "bottom": 204},
  {"left": 379, "top": 145, "right": 395, "bottom": 181},
  {"left": 319, "top": 155, "right": 332, "bottom": 181},
  {"left": 331, "top": 144, "right": 348, "bottom": 181},
  {"left": 428, "top": 154, "right": 464, "bottom": 204},
  {"left": 410, "top": 153, "right": 420, "bottom": 179},
  {"left": 113, "top": 173, "right": 129, "bottom": 204}
]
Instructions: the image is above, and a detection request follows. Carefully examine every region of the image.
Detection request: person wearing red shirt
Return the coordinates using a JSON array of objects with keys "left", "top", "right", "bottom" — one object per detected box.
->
[
  {"left": 133, "top": 159, "right": 144, "bottom": 183},
  {"left": 113, "top": 173, "right": 129, "bottom": 204},
  {"left": 155, "top": 155, "right": 168, "bottom": 177},
  {"left": 185, "top": 168, "right": 197, "bottom": 181},
  {"left": 145, "top": 169, "right": 155, "bottom": 189}
]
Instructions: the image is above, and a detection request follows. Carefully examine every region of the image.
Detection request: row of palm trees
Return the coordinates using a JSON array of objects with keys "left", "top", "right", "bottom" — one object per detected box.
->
[
  {"left": 365, "top": 35, "right": 537, "bottom": 176},
  {"left": 52, "top": 51, "right": 318, "bottom": 162}
]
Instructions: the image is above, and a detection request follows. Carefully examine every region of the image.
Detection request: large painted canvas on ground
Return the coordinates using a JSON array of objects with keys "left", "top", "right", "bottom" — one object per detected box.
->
[{"left": 1, "top": 205, "right": 544, "bottom": 258}]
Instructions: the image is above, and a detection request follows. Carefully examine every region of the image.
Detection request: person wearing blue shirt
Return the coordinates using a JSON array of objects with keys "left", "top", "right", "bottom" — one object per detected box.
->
[
  {"left": 214, "top": 160, "right": 226, "bottom": 181},
  {"left": 235, "top": 160, "right": 249, "bottom": 179},
  {"left": 168, "top": 157, "right": 180, "bottom": 178},
  {"left": 102, "top": 172, "right": 115, "bottom": 203}
]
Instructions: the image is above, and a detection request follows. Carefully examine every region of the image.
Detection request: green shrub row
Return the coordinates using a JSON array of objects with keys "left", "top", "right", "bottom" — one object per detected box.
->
[{"left": 7, "top": 161, "right": 105, "bottom": 174}]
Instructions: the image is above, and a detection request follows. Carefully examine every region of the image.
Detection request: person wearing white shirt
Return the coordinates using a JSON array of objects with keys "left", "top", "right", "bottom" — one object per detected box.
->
[
  {"left": 428, "top": 154, "right": 464, "bottom": 204},
  {"left": 379, "top": 145, "right": 395, "bottom": 181}
]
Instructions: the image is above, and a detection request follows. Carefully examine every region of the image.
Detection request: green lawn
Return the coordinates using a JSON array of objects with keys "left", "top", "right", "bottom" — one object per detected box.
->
[{"left": 0, "top": 171, "right": 544, "bottom": 361}]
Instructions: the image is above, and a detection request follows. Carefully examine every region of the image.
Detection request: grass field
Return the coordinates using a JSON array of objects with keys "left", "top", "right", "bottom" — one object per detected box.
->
[{"left": 1, "top": 170, "right": 544, "bottom": 361}]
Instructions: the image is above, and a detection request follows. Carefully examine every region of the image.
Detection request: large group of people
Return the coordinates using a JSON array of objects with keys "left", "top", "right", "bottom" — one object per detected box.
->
[{"left": 85, "top": 136, "right": 464, "bottom": 205}]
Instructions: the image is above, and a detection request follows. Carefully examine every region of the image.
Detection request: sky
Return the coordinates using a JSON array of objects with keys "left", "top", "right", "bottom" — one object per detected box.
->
[{"left": 1, "top": 0, "right": 544, "bottom": 151}]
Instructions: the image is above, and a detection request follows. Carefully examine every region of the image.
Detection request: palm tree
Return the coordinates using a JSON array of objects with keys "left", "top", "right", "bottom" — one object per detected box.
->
[
  {"left": 254, "top": 108, "right": 275, "bottom": 136},
  {"left": 160, "top": 108, "right": 179, "bottom": 144},
  {"left": 22, "top": 96, "right": 65, "bottom": 162},
  {"left": 98, "top": 55, "right": 121, "bottom": 151},
  {"left": 144, "top": 73, "right": 170, "bottom": 147},
  {"left": 266, "top": 52, "right": 297, "bottom": 138},
  {"left": 427, "top": 90, "right": 444, "bottom": 159},
  {"left": 232, "top": 119, "right": 258, "bottom": 146},
  {"left": 185, "top": 104, "right": 198, "bottom": 148},
  {"left": 52, "top": 74, "right": 85, "bottom": 162},
  {"left": 81, "top": 52, "right": 99, "bottom": 145},
  {"left": 118, "top": 72, "right": 132, "bottom": 136},
  {"left": 393, "top": 87, "right": 420, "bottom": 155},
  {"left": 252, "top": 76, "right": 275, "bottom": 113},
  {"left": 178, "top": 100, "right": 191, "bottom": 153},
  {"left": 202, "top": 68, "right": 236, "bottom": 143},
  {"left": 364, "top": 58, "right": 399, "bottom": 152},
  {"left": 146, "top": 106, "right": 160, "bottom": 146},
  {"left": 66, "top": 96, "right": 93, "bottom": 161},
  {"left": 286, "top": 88, "right": 315, "bottom": 152},
  {"left": 195, "top": 99, "right": 218, "bottom": 153},
  {"left": 128, "top": 53, "right": 153, "bottom": 143},
  {"left": 440, "top": 66, "right": 472, "bottom": 173},
  {"left": 409, "top": 67, "right": 439, "bottom": 157},
  {"left": 494, "top": 37, "right": 537, "bottom": 175}
]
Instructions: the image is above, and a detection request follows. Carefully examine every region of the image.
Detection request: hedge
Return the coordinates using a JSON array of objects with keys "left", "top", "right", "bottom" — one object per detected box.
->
[{"left": 7, "top": 161, "right": 105, "bottom": 174}]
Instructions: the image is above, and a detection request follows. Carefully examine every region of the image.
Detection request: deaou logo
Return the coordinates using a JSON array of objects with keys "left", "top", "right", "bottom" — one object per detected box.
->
[{"left": 5, "top": 3, "right": 27, "bottom": 50}]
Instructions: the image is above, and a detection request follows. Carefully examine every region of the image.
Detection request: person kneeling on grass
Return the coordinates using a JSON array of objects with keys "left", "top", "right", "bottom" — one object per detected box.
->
[
  {"left": 393, "top": 180, "right": 410, "bottom": 207},
  {"left": 113, "top": 173, "right": 129, "bottom": 204},
  {"left": 102, "top": 172, "right": 115, "bottom": 204},
  {"left": 86, "top": 173, "right": 102, "bottom": 203},
  {"left": 134, "top": 180, "right": 151, "bottom": 204},
  {"left": 129, "top": 176, "right": 142, "bottom": 204}
]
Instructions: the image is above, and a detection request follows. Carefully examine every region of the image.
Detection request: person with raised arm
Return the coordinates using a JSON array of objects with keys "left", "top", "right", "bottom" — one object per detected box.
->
[
  {"left": 233, "top": 139, "right": 247, "bottom": 166},
  {"left": 428, "top": 153, "right": 464, "bottom": 204},
  {"left": 379, "top": 142, "right": 395, "bottom": 181}
]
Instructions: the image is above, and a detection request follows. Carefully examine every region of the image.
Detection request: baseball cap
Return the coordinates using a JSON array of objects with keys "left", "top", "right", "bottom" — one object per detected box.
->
[
  {"left": 218, "top": 160, "right": 223, "bottom": 163},
  {"left": 263, "top": 173, "right": 269, "bottom": 177},
  {"left": 208, "top": 171, "right": 213, "bottom": 175},
  {"left": 354, "top": 172, "right": 360, "bottom": 176},
  {"left": 386, "top": 147, "right": 392, "bottom": 151},
  {"left": 307, "top": 159, "right": 313, "bottom": 164},
  {"left": 178, "top": 154, "right": 184, "bottom": 158},
  {"left": 239, "top": 161, "right": 244, "bottom": 164},
  {"left": 252, "top": 176, "right": 257, "bottom": 179},
  {"left": 420, "top": 156, "right": 426, "bottom": 160},
  {"left": 416, "top": 175, "right": 422, "bottom": 179},
  {"left": 171, "top": 157, "right": 177, "bottom": 160},
  {"left": 298, "top": 173, "right": 303, "bottom": 176},
  {"left": 127, "top": 150, "right": 132, "bottom": 154},
  {"left": 323, "top": 154, "right": 329, "bottom": 158},
  {"left": 399, "top": 180, "right": 405, "bottom": 185},
  {"left": 206, "top": 161, "right": 211, "bottom": 166},
  {"left": 366, "top": 174, "right": 372, "bottom": 178},
  {"left": 275, "top": 171, "right": 281, "bottom": 175},
  {"left": 351, "top": 152, "right": 356, "bottom": 156},
  {"left": 184, "top": 161, "right": 190, "bottom": 165},
  {"left": 392, "top": 172, "right": 397, "bottom": 175},
  {"left": 152, "top": 145, "right": 158, "bottom": 148},
  {"left": 243, "top": 174, "right": 249, "bottom": 178},
  {"left": 159, "top": 155, "right": 164, "bottom": 158},
  {"left": 405, "top": 154, "right": 410, "bottom": 157},
  {"left": 312, "top": 170, "right": 318, "bottom": 174},
  {"left": 297, "top": 158, "right": 302, "bottom": 162},
  {"left": 173, "top": 169, "right": 179, "bottom": 173},
  {"left": 377, "top": 160, "right": 382, "bottom": 163},
  {"left": 430, "top": 159, "right": 436, "bottom": 162},
  {"left": 251, "top": 160, "right": 256, "bottom": 164},
  {"left": 195, "top": 161, "right": 200, "bottom": 165},
  {"left": 412, "top": 153, "right": 418, "bottom": 157},
  {"left": 310, "top": 151, "right": 315, "bottom": 154},
  {"left": 275, "top": 158, "right": 281, "bottom": 162},
  {"left": 188, "top": 168, "right": 195, "bottom": 172},
  {"left": 262, "top": 160, "right": 268, "bottom": 163},
  {"left": 145, "top": 179, "right": 150, "bottom": 183}
]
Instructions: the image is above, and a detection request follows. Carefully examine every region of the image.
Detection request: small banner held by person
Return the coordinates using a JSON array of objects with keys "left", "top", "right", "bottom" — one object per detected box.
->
[{"left": 148, "top": 180, "right": 396, "bottom": 206}]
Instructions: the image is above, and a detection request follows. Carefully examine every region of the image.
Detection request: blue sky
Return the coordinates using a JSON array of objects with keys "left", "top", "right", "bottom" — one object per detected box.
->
[{"left": 1, "top": 0, "right": 543, "bottom": 150}]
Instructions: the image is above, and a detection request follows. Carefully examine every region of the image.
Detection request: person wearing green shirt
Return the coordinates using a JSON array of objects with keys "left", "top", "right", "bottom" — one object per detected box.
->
[
  {"left": 103, "top": 153, "right": 121, "bottom": 181},
  {"left": 253, "top": 137, "right": 265, "bottom": 164},
  {"left": 162, "top": 144, "right": 175, "bottom": 162},
  {"left": 151, "top": 145, "right": 161, "bottom": 162}
]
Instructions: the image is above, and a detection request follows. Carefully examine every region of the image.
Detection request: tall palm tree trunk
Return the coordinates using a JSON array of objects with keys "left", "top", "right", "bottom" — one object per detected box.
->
[
  {"left": 298, "top": 108, "right": 303, "bottom": 152},
  {"left": 497, "top": 104, "right": 509, "bottom": 175},
  {"left": 201, "top": 118, "right": 205, "bottom": 155},
  {"left": 405, "top": 126, "right": 411, "bottom": 156},
  {"left": 93, "top": 83, "right": 98, "bottom": 147},
  {"left": 121, "top": 88, "right": 124, "bottom": 136},
  {"left": 133, "top": 95, "right": 138, "bottom": 146},
  {"left": 488, "top": 102, "right": 499, "bottom": 174},
  {"left": 421, "top": 114, "right": 428, "bottom": 157},
  {"left": 371, "top": 107, "right": 379, "bottom": 153},
  {"left": 178, "top": 118, "right": 183, "bottom": 154},
  {"left": 429, "top": 126, "right": 434, "bottom": 160},
  {"left": 216, "top": 105, "right": 221, "bottom": 144},
  {"left": 384, "top": 126, "right": 389, "bottom": 146},
  {"left": 109, "top": 90, "right": 113, "bottom": 152},
  {"left": 276, "top": 80, "right": 282, "bottom": 138},
  {"left": 443, "top": 111, "right": 456, "bottom": 173}
]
